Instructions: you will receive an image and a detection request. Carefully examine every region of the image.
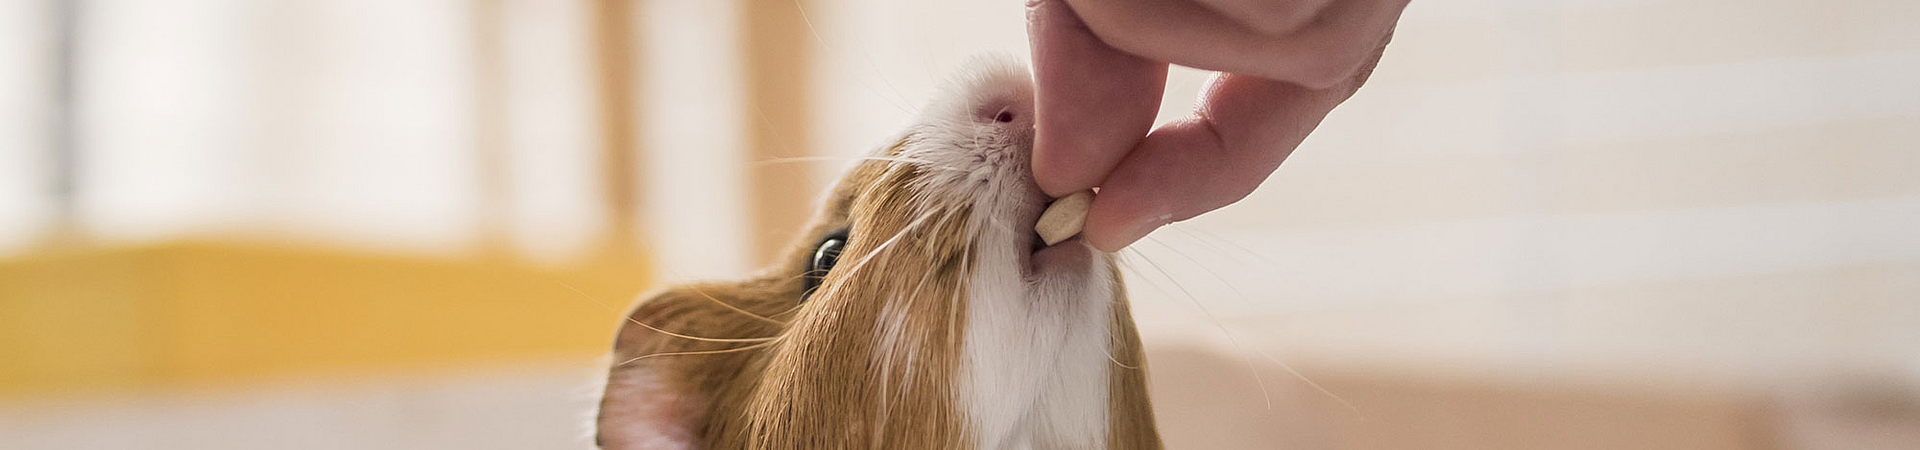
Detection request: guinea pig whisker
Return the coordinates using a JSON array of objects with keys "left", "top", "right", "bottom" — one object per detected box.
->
[
  {"left": 627, "top": 320, "right": 780, "bottom": 344},
  {"left": 1162, "top": 225, "right": 1255, "bottom": 267},
  {"left": 683, "top": 283, "right": 785, "bottom": 324},
  {"left": 966, "top": 115, "right": 988, "bottom": 155},
  {"left": 1127, "top": 247, "right": 1210, "bottom": 321},
  {"left": 1139, "top": 235, "right": 1256, "bottom": 311},
  {"left": 753, "top": 155, "right": 920, "bottom": 165},
  {"left": 1115, "top": 249, "right": 1192, "bottom": 316},
  {"left": 786, "top": 0, "right": 916, "bottom": 115},
  {"left": 826, "top": 206, "right": 945, "bottom": 284},
  {"left": 947, "top": 237, "right": 971, "bottom": 351},
  {"left": 1097, "top": 337, "right": 1141, "bottom": 370},
  {"left": 754, "top": 155, "right": 969, "bottom": 174},
  {"left": 978, "top": 214, "right": 1008, "bottom": 236},
  {"left": 848, "top": 207, "right": 967, "bottom": 440},
  {"left": 1254, "top": 346, "right": 1362, "bottom": 416},
  {"left": 796, "top": 166, "right": 935, "bottom": 303},
  {"left": 1125, "top": 247, "right": 1276, "bottom": 410},
  {"left": 615, "top": 340, "right": 780, "bottom": 368},
  {"left": 555, "top": 280, "right": 782, "bottom": 337},
  {"left": 872, "top": 265, "right": 937, "bottom": 440},
  {"left": 1097, "top": 257, "right": 1158, "bottom": 369},
  {"left": 1187, "top": 226, "right": 1283, "bottom": 267},
  {"left": 1177, "top": 226, "right": 1335, "bottom": 303},
  {"left": 1126, "top": 244, "right": 1357, "bottom": 415},
  {"left": 1144, "top": 232, "right": 1360, "bottom": 415}
]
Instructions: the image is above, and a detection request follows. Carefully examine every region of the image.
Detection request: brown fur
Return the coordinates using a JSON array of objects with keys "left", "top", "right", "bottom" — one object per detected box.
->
[{"left": 598, "top": 142, "right": 1161, "bottom": 448}]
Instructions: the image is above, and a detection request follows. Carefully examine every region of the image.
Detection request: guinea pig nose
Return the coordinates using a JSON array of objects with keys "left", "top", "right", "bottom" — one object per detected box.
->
[{"left": 974, "top": 101, "right": 1030, "bottom": 125}]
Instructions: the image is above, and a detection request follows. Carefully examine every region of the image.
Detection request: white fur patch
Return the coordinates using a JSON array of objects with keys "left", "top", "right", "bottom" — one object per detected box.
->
[
  {"left": 962, "top": 246, "right": 1115, "bottom": 449},
  {"left": 893, "top": 57, "right": 1116, "bottom": 449}
]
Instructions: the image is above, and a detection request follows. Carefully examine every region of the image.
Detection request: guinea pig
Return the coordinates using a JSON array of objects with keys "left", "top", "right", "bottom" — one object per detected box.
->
[{"left": 595, "top": 57, "right": 1161, "bottom": 450}]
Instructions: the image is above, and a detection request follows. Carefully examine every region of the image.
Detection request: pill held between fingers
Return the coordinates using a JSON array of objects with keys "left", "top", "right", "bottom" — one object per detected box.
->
[{"left": 1035, "top": 190, "right": 1094, "bottom": 246}]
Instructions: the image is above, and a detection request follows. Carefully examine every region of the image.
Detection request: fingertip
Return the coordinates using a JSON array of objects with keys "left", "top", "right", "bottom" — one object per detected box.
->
[
  {"left": 1085, "top": 214, "right": 1160, "bottom": 253},
  {"left": 1031, "top": 141, "right": 1093, "bottom": 197},
  {"left": 1027, "top": 0, "right": 1167, "bottom": 199},
  {"left": 1073, "top": 119, "right": 1239, "bottom": 253},
  {"left": 1079, "top": 180, "right": 1170, "bottom": 253},
  {"left": 1066, "top": 67, "right": 1353, "bottom": 254},
  {"left": 1024, "top": 0, "right": 1063, "bottom": 18}
]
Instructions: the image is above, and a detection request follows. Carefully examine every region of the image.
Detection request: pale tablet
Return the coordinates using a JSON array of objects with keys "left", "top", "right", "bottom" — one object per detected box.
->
[{"left": 1035, "top": 190, "right": 1094, "bottom": 246}]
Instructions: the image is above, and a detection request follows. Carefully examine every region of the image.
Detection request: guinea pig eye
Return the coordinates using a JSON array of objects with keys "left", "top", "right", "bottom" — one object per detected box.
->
[{"left": 801, "top": 226, "right": 849, "bottom": 301}]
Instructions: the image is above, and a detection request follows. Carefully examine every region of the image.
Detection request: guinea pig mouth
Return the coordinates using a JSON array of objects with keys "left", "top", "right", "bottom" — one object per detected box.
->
[
  {"left": 1025, "top": 227, "right": 1092, "bottom": 278},
  {"left": 1027, "top": 237, "right": 1091, "bottom": 278},
  {"left": 1007, "top": 177, "right": 1093, "bottom": 277}
]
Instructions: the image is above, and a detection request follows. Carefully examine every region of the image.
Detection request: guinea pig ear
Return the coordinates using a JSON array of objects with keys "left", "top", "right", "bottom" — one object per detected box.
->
[
  {"left": 595, "top": 284, "right": 787, "bottom": 450},
  {"left": 594, "top": 290, "right": 713, "bottom": 450},
  {"left": 597, "top": 362, "right": 703, "bottom": 450}
]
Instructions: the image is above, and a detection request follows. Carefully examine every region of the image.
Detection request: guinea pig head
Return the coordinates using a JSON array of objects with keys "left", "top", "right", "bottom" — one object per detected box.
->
[{"left": 595, "top": 58, "right": 1159, "bottom": 450}]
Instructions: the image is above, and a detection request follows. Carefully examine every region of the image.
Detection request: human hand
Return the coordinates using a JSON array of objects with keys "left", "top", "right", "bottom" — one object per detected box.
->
[{"left": 1026, "top": 0, "right": 1407, "bottom": 251}]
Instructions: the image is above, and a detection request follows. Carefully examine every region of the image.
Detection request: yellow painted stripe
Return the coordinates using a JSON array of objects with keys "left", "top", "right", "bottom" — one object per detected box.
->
[{"left": 0, "top": 241, "right": 649, "bottom": 399}]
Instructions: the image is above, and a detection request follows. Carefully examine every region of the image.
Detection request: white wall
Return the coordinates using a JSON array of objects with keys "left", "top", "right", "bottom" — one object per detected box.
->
[
  {"left": 807, "top": 0, "right": 1920, "bottom": 389},
  {"left": 0, "top": 0, "right": 611, "bottom": 260},
  {"left": 0, "top": 364, "right": 601, "bottom": 450},
  {"left": 2, "top": 1, "right": 1917, "bottom": 449},
  {"left": 0, "top": 0, "right": 52, "bottom": 254},
  {"left": 638, "top": 0, "right": 752, "bottom": 282}
]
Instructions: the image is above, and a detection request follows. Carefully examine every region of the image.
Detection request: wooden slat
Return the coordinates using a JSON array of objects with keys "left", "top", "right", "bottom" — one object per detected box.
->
[
  {"left": 740, "top": 0, "right": 818, "bottom": 266},
  {"left": 43, "top": 0, "right": 81, "bottom": 247},
  {"left": 470, "top": 0, "right": 511, "bottom": 254},
  {"left": 591, "top": 0, "right": 643, "bottom": 257},
  {"left": 0, "top": 242, "right": 649, "bottom": 398}
]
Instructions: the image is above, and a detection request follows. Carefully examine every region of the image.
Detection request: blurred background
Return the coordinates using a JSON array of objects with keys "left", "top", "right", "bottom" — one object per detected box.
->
[{"left": 1, "top": 0, "right": 1917, "bottom": 449}]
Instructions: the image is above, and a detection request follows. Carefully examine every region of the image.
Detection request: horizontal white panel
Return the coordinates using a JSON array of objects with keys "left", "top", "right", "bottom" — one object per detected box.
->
[
  {"left": 72, "top": 0, "right": 254, "bottom": 242},
  {"left": 1127, "top": 196, "right": 1920, "bottom": 314},
  {"left": 1303, "top": 50, "right": 1920, "bottom": 164},
  {"left": 642, "top": 0, "right": 752, "bottom": 282},
  {"left": 0, "top": 365, "right": 597, "bottom": 450},
  {"left": 0, "top": 0, "right": 51, "bottom": 255},
  {"left": 500, "top": 0, "right": 602, "bottom": 263},
  {"left": 256, "top": 0, "right": 480, "bottom": 254}
]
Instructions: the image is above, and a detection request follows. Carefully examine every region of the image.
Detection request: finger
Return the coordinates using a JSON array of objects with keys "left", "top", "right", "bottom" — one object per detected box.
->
[
  {"left": 1191, "top": 0, "right": 1332, "bottom": 37},
  {"left": 1080, "top": 67, "right": 1373, "bottom": 251},
  {"left": 1027, "top": 0, "right": 1168, "bottom": 197},
  {"left": 1067, "top": 0, "right": 1407, "bottom": 89}
]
